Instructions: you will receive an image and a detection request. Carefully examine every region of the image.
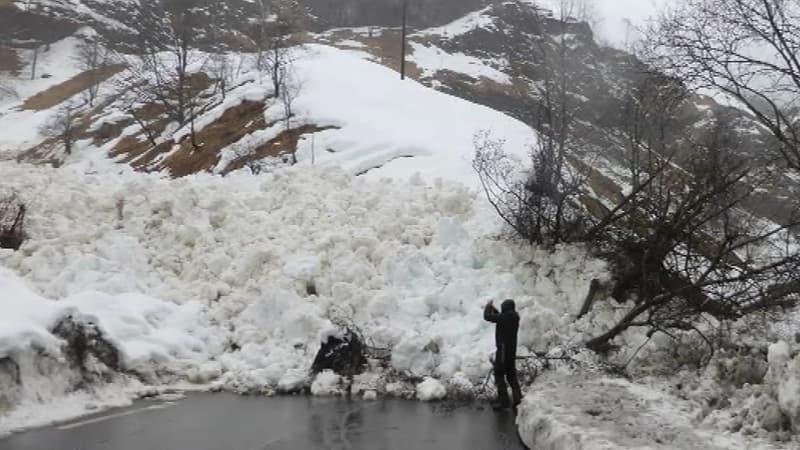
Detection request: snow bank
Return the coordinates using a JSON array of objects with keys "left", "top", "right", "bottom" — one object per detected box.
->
[
  {"left": 0, "top": 267, "right": 216, "bottom": 435},
  {"left": 409, "top": 43, "right": 511, "bottom": 84},
  {"left": 516, "top": 374, "right": 780, "bottom": 450},
  {"left": 768, "top": 341, "right": 800, "bottom": 432},
  {"left": 0, "top": 268, "right": 213, "bottom": 372},
  {"left": 415, "top": 6, "right": 497, "bottom": 38},
  {"left": 0, "top": 36, "right": 85, "bottom": 153},
  {"left": 416, "top": 377, "right": 446, "bottom": 401},
  {"left": 288, "top": 45, "right": 535, "bottom": 187},
  {"left": 310, "top": 370, "right": 342, "bottom": 396}
]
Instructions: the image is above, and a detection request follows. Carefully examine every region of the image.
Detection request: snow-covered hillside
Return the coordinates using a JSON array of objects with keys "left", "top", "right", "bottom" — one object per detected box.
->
[
  {"left": 1, "top": 40, "right": 535, "bottom": 184},
  {"left": 279, "top": 45, "right": 535, "bottom": 185}
]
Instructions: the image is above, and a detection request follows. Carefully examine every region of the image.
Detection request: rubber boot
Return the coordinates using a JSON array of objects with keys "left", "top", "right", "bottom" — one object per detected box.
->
[
  {"left": 511, "top": 386, "right": 522, "bottom": 408},
  {"left": 491, "top": 389, "right": 510, "bottom": 410}
]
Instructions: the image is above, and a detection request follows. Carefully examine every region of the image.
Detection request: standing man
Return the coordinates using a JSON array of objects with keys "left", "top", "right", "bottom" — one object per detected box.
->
[{"left": 484, "top": 299, "right": 522, "bottom": 409}]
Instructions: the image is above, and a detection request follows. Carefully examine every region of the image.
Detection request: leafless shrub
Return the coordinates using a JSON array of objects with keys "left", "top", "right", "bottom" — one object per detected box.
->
[
  {"left": 646, "top": 0, "right": 800, "bottom": 170},
  {"left": 40, "top": 103, "right": 78, "bottom": 156},
  {"left": 75, "top": 34, "right": 110, "bottom": 107},
  {"left": 115, "top": 0, "right": 208, "bottom": 150},
  {"left": 250, "top": 0, "right": 309, "bottom": 98}
]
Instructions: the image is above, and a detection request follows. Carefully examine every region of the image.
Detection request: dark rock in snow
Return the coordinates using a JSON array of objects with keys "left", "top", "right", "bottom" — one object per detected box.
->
[
  {"left": 51, "top": 315, "right": 122, "bottom": 375},
  {"left": 0, "top": 357, "right": 20, "bottom": 385},
  {"left": 311, "top": 329, "right": 367, "bottom": 378},
  {"left": 0, "top": 356, "right": 21, "bottom": 410}
]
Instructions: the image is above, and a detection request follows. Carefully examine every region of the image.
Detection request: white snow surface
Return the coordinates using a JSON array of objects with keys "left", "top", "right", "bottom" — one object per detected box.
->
[
  {"left": 0, "top": 269, "right": 213, "bottom": 372},
  {"left": 409, "top": 43, "right": 512, "bottom": 85},
  {"left": 768, "top": 341, "right": 800, "bottom": 432},
  {"left": 516, "top": 374, "right": 784, "bottom": 450},
  {"left": 290, "top": 45, "right": 534, "bottom": 187},
  {"left": 415, "top": 6, "right": 497, "bottom": 38},
  {"left": 3, "top": 42, "right": 535, "bottom": 187},
  {"left": 310, "top": 370, "right": 342, "bottom": 396},
  {"left": 0, "top": 36, "right": 85, "bottom": 156},
  {"left": 416, "top": 377, "right": 447, "bottom": 401},
  {"left": 0, "top": 267, "right": 214, "bottom": 435}
]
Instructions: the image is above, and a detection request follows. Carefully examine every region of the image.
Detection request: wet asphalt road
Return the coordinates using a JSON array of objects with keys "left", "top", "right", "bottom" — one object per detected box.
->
[{"left": 0, "top": 393, "right": 528, "bottom": 450}]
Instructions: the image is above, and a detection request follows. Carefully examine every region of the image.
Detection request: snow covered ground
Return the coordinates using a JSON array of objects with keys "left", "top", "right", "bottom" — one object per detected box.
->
[
  {"left": 0, "top": 36, "right": 86, "bottom": 157},
  {"left": 516, "top": 373, "right": 791, "bottom": 450},
  {"left": 413, "top": 6, "right": 498, "bottom": 38},
  {"left": 286, "top": 45, "right": 532, "bottom": 186},
  {"left": 408, "top": 42, "right": 511, "bottom": 85}
]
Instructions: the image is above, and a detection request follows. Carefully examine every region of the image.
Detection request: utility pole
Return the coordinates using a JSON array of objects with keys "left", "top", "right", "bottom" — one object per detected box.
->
[{"left": 400, "top": 0, "right": 407, "bottom": 80}]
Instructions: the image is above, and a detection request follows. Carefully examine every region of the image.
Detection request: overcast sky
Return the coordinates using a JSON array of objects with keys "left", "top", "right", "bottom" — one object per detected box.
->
[{"left": 588, "top": 0, "right": 679, "bottom": 48}]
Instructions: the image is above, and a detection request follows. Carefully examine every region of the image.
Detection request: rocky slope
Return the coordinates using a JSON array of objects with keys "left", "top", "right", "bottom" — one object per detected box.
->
[{"left": 398, "top": 1, "right": 797, "bottom": 226}]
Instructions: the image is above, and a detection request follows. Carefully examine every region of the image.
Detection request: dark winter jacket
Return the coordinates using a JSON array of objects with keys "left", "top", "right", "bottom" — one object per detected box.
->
[{"left": 484, "top": 299, "right": 519, "bottom": 366}]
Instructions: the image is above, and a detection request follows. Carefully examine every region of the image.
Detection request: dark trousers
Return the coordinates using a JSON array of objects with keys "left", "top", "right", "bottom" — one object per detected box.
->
[{"left": 494, "top": 350, "right": 522, "bottom": 405}]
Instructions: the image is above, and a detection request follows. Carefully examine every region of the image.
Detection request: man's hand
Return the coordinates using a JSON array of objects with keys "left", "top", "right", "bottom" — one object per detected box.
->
[{"left": 485, "top": 300, "right": 494, "bottom": 309}]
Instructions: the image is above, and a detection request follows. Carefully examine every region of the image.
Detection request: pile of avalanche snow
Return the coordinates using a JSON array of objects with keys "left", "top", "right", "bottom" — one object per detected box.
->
[
  {"left": 766, "top": 341, "right": 800, "bottom": 432},
  {"left": 0, "top": 267, "right": 214, "bottom": 433},
  {"left": 0, "top": 161, "right": 607, "bottom": 431},
  {"left": 515, "top": 373, "right": 788, "bottom": 450}
]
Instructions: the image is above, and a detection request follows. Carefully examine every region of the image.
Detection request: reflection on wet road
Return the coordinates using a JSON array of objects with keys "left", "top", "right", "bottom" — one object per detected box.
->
[{"left": 1, "top": 393, "right": 528, "bottom": 450}]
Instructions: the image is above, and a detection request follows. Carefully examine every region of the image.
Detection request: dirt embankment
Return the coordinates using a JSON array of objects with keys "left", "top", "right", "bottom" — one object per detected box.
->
[{"left": 20, "top": 65, "right": 126, "bottom": 111}]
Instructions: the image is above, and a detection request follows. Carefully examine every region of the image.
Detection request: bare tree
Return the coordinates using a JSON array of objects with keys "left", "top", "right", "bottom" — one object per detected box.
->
[
  {"left": 30, "top": 43, "right": 41, "bottom": 80},
  {"left": 581, "top": 74, "right": 800, "bottom": 352},
  {"left": 0, "top": 82, "right": 16, "bottom": 102},
  {"left": 400, "top": 0, "right": 408, "bottom": 80},
  {"left": 586, "top": 122, "right": 800, "bottom": 352},
  {"left": 41, "top": 103, "right": 78, "bottom": 156},
  {"left": 75, "top": 35, "right": 109, "bottom": 107},
  {"left": 277, "top": 69, "right": 304, "bottom": 163},
  {"left": 647, "top": 0, "right": 800, "bottom": 170},
  {"left": 474, "top": 0, "right": 592, "bottom": 247},
  {"left": 252, "top": 0, "right": 308, "bottom": 98},
  {"left": 117, "top": 0, "right": 205, "bottom": 149},
  {"left": 280, "top": 71, "right": 299, "bottom": 127},
  {"left": 209, "top": 52, "right": 234, "bottom": 101}
]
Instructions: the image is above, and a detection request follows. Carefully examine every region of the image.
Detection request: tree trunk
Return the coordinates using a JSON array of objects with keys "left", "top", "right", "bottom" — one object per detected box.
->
[
  {"left": 272, "top": 45, "right": 281, "bottom": 98},
  {"left": 585, "top": 300, "right": 653, "bottom": 352},
  {"left": 130, "top": 109, "right": 158, "bottom": 147},
  {"left": 577, "top": 279, "right": 601, "bottom": 319},
  {"left": 30, "top": 46, "right": 39, "bottom": 80},
  {"left": 400, "top": 0, "right": 407, "bottom": 80},
  {"left": 189, "top": 109, "right": 200, "bottom": 150}
]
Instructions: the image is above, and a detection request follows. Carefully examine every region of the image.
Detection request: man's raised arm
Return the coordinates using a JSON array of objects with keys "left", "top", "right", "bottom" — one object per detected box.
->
[{"left": 483, "top": 300, "right": 500, "bottom": 323}]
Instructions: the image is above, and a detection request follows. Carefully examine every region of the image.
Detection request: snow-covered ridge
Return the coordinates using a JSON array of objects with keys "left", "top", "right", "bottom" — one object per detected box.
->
[
  {"left": 289, "top": 45, "right": 533, "bottom": 186},
  {"left": 413, "top": 5, "right": 497, "bottom": 38}
]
